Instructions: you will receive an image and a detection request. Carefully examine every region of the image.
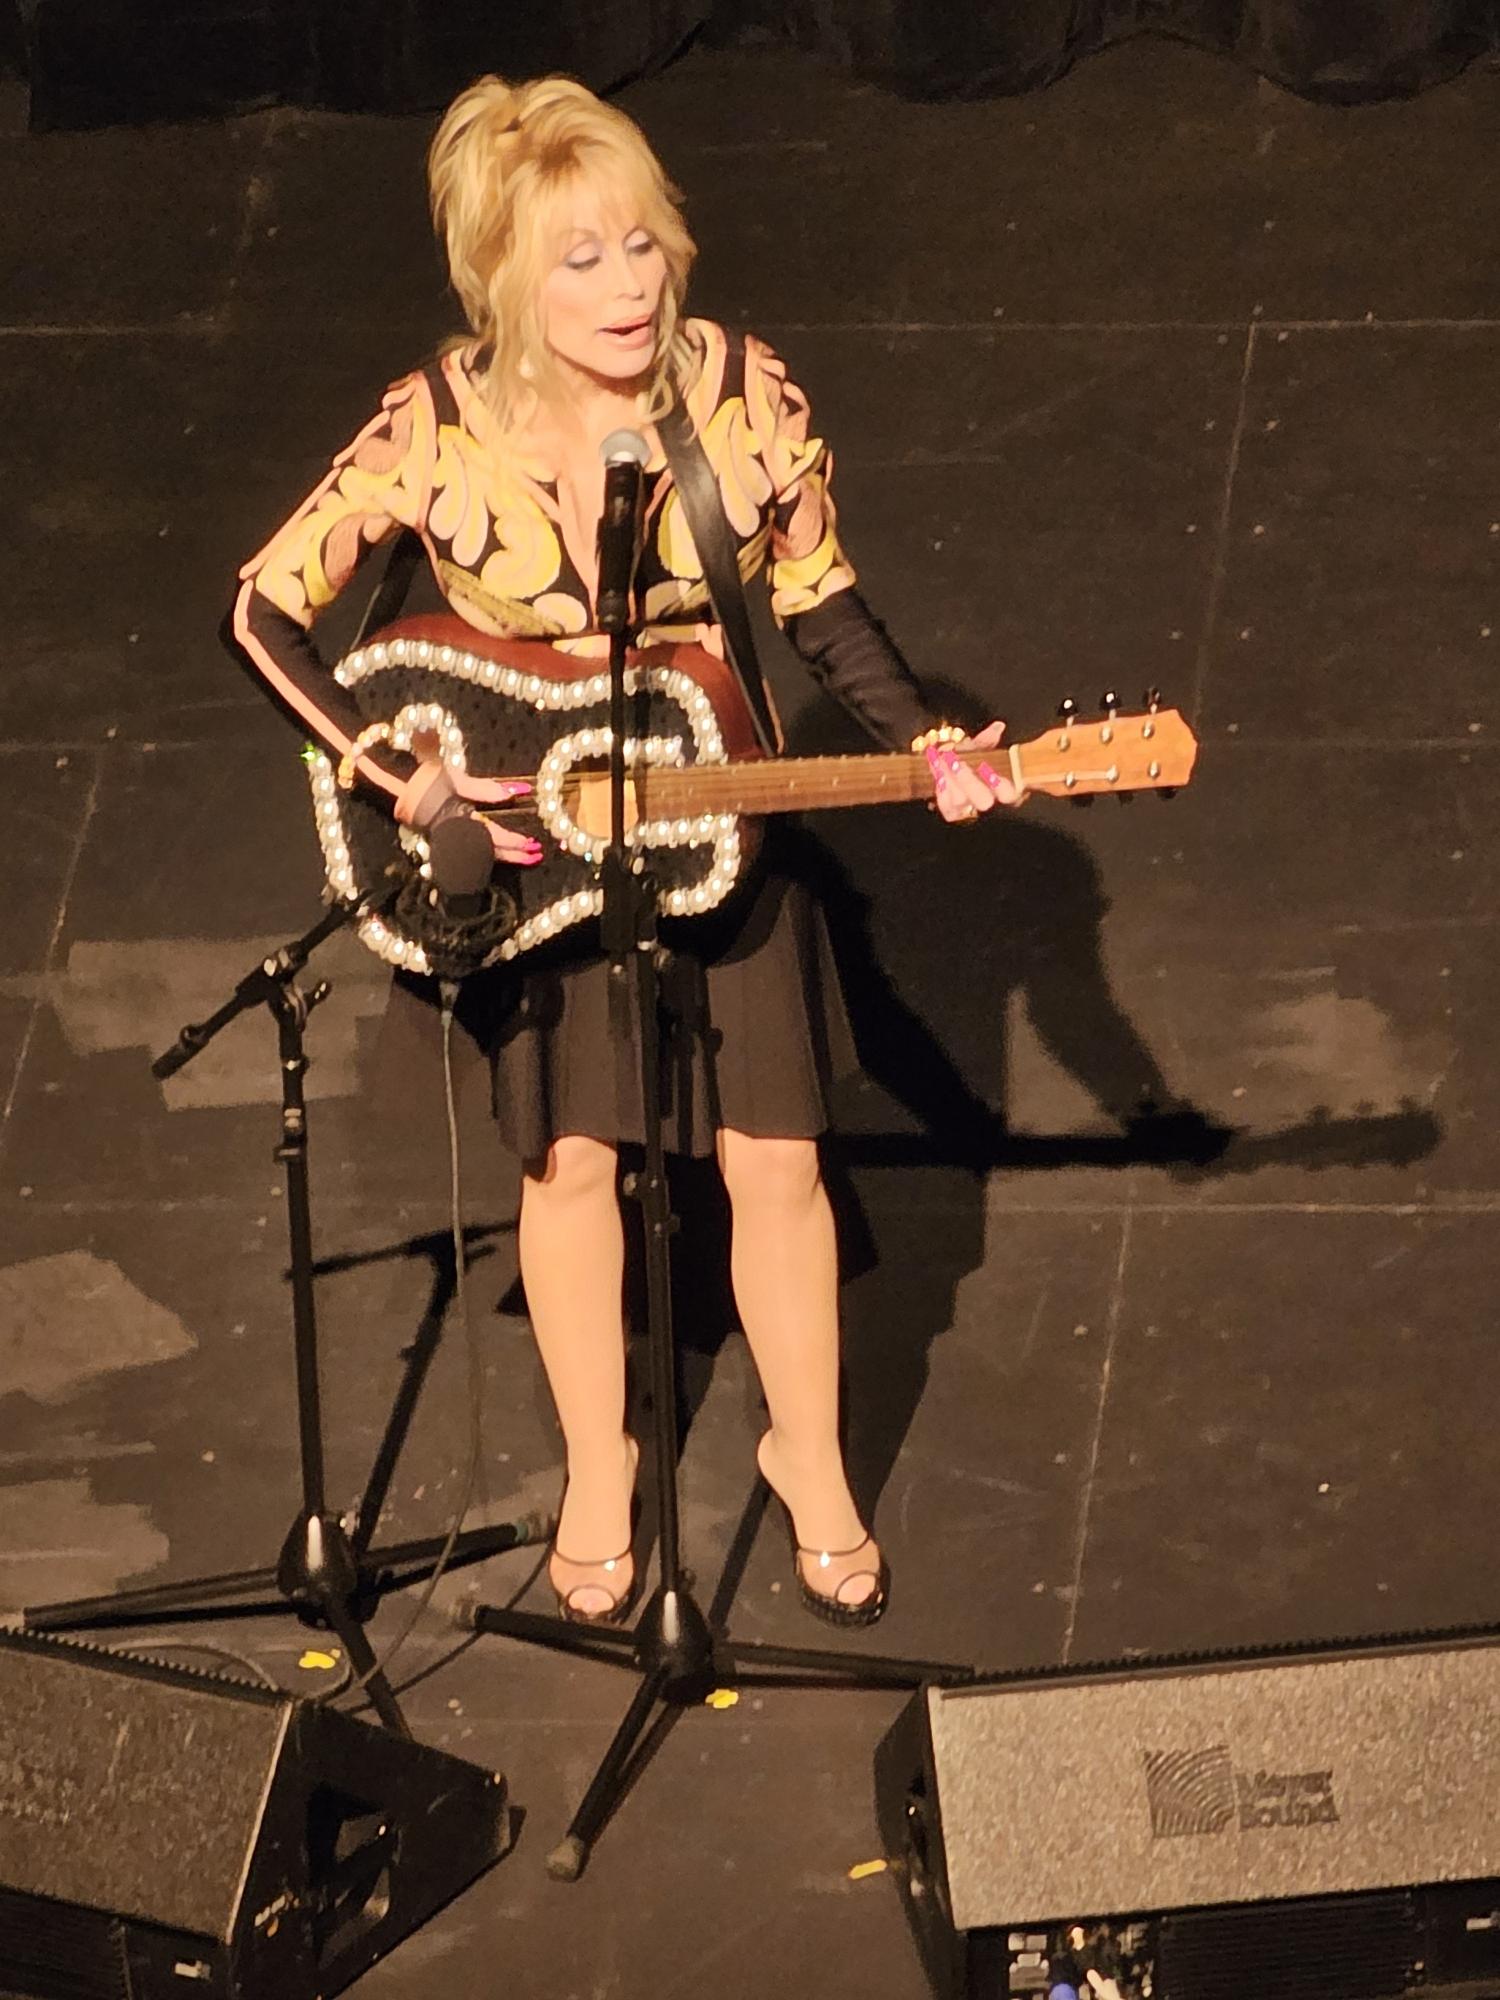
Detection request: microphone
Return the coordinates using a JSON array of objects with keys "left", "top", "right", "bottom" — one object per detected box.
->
[
  {"left": 427, "top": 813, "right": 496, "bottom": 920},
  {"left": 594, "top": 427, "right": 650, "bottom": 634}
]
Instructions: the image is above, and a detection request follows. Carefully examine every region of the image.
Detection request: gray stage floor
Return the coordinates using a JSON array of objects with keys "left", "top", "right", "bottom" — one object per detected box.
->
[{"left": 2, "top": 32, "right": 1498, "bottom": 1999}]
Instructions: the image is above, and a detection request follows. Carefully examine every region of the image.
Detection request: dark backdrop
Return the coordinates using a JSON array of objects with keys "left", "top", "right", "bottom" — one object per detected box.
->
[{"left": 12, "top": 0, "right": 1500, "bottom": 129}]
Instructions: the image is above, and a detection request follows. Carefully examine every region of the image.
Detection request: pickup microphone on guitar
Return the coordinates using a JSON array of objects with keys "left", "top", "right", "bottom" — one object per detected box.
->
[{"left": 595, "top": 428, "right": 650, "bottom": 634}]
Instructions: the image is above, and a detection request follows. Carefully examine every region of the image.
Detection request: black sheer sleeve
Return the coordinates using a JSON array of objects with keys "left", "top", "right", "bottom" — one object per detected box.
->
[{"left": 784, "top": 588, "right": 934, "bottom": 752}]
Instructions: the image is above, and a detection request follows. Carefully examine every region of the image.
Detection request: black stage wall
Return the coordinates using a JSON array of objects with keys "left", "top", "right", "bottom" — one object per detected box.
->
[{"left": 11, "top": 0, "right": 1500, "bottom": 129}]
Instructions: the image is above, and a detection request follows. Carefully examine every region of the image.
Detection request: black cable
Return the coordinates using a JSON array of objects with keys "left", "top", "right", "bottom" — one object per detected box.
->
[{"left": 334, "top": 993, "right": 489, "bottom": 1709}]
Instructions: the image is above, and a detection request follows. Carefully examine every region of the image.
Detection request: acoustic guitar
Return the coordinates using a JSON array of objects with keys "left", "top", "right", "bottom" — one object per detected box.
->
[{"left": 306, "top": 614, "right": 1197, "bottom": 978}]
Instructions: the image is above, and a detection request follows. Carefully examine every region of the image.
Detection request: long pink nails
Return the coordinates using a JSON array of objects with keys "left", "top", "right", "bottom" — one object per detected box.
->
[
  {"left": 977, "top": 762, "right": 1002, "bottom": 790},
  {"left": 925, "top": 746, "right": 946, "bottom": 788}
]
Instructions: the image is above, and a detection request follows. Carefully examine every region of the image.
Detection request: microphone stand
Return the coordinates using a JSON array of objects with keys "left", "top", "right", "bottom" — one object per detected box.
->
[
  {"left": 458, "top": 449, "right": 974, "bottom": 1880},
  {"left": 19, "top": 886, "right": 548, "bottom": 1736}
]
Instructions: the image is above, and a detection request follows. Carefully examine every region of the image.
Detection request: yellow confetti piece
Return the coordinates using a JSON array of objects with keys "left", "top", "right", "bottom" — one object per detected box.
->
[
  {"left": 298, "top": 1649, "right": 341, "bottom": 1671},
  {"left": 704, "top": 1688, "right": 739, "bottom": 1711},
  {"left": 848, "top": 1859, "right": 889, "bottom": 1881}
]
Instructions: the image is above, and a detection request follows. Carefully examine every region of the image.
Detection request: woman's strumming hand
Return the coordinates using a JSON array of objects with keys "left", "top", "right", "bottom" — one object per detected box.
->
[
  {"left": 402, "top": 758, "right": 544, "bottom": 867},
  {"left": 926, "top": 720, "right": 1025, "bottom": 822}
]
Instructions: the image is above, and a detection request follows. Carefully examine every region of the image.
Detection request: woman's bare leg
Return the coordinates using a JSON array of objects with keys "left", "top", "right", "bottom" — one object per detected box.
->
[
  {"left": 518, "top": 1134, "right": 637, "bottom": 1615},
  {"left": 715, "top": 1127, "right": 879, "bottom": 1606}
]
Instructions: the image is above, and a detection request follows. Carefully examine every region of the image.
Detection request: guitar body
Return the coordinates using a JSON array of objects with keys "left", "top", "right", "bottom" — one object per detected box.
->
[{"left": 307, "top": 615, "right": 765, "bottom": 978}]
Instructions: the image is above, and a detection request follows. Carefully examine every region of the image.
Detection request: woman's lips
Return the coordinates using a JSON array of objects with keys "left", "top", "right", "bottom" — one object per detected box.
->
[{"left": 602, "top": 317, "right": 653, "bottom": 347}]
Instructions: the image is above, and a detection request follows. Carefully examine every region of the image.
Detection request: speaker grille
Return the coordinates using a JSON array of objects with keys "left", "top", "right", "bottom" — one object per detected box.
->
[
  {"left": 1156, "top": 1889, "right": 1414, "bottom": 2000},
  {"left": 0, "top": 1884, "right": 128, "bottom": 2000}
]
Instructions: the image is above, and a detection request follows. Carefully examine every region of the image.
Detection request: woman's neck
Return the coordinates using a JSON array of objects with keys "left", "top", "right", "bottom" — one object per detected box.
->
[{"left": 540, "top": 354, "right": 651, "bottom": 444}]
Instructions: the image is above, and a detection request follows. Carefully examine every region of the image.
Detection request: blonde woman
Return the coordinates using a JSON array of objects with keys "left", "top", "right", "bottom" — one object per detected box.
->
[{"left": 233, "top": 75, "right": 1016, "bottom": 1628}]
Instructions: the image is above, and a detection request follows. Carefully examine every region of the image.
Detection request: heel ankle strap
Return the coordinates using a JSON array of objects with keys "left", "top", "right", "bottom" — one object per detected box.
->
[{"left": 797, "top": 1534, "right": 876, "bottom": 1566}]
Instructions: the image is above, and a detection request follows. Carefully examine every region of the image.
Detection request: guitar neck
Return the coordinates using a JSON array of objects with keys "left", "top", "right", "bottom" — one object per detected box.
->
[
  {"left": 640, "top": 747, "right": 992, "bottom": 819},
  {"left": 636, "top": 707, "right": 1194, "bottom": 814}
]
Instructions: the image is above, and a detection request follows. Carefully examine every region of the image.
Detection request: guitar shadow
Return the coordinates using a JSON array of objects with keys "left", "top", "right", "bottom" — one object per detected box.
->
[{"left": 657, "top": 674, "right": 1444, "bottom": 1545}]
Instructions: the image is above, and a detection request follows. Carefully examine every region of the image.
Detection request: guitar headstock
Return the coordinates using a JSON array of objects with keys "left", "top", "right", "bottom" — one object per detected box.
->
[{"left": 1013, "top": 691, "right": 1197, "bottom": 799}]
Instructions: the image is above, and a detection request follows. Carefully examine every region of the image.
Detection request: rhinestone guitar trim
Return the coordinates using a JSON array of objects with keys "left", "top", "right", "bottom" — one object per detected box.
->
[{"left": 320, "top": 643, "right": 740, "bottom": 970}]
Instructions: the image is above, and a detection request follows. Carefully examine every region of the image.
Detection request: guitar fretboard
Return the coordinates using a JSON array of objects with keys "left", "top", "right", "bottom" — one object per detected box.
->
[{"left": 633, "top": 747, "right": 992, "bottom": 818}]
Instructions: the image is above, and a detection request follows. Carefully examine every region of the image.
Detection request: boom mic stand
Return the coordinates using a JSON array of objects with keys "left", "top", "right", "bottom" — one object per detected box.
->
[
  {"left": 456, "top": 450, "right": 975, "bottom": 1880},
  {"left": 19, "top": 886, "right": 548, "bottom": 1737}
]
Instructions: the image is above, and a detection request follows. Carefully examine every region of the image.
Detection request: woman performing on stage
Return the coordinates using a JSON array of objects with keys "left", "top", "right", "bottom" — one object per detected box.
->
[{"left": 232, "top": 74, "right": 1018, "bottom": 1630}]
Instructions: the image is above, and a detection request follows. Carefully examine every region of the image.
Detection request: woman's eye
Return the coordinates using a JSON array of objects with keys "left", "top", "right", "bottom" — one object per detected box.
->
[
  {"left": 627, "top": 236, "right": 655, "bottom": 257},
  {"left": 565, "top": 254, "right": 601, "bottom": 272}
]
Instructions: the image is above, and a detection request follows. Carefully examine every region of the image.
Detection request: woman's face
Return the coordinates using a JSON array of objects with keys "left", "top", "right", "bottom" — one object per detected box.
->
[{"left": 540, "top": 180, "right": 668, "bottom": 389}]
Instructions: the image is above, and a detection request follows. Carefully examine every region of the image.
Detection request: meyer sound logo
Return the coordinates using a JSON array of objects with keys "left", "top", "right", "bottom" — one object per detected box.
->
[{"left": 1143, "top": 1746, "right": 1339, "bottom": 1839}]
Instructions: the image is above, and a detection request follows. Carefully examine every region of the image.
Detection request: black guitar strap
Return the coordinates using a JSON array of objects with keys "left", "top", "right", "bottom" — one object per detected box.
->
[
  {"left": 351, "top": 526, "right": 425, "bottom": 649},
  {"left": 657, "top": 392, "right": 779, "bottom": 757}
]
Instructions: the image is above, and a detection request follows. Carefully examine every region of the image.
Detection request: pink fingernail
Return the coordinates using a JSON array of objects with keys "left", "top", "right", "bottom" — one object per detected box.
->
[
  {"left": 977, "top": 762, "right": 1001, "bottom": 788},
  {"left": 942, "top": 748, "right": 963, "bottom": 769},
  {"left": 509, "top": 781, "right": 533, "bottom": 795}
]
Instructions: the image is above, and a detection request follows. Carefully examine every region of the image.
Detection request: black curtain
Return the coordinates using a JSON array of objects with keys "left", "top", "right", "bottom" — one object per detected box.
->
[
  {"left": 21, "top": 0, "right": 711, "bottom": 129},
  {"left": 19, "top": 0, "right": 1500, "bottom": 130},
  {"left": 719, "top": 0, "right": 1499, "bottom": 102}
]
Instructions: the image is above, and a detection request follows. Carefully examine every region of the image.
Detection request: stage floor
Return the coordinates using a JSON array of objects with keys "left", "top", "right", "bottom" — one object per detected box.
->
[{"left": 2, "top": 31, "right": 1498, "bottom": 1999}]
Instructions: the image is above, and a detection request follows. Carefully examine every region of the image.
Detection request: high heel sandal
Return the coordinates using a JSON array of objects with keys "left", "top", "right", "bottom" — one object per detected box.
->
[
  {"left": 755, "top": 1434, "right": 890, "bottom": 1630},
  {"left": 549, "top": 1437, "right": 641, "bottom": 1627}
]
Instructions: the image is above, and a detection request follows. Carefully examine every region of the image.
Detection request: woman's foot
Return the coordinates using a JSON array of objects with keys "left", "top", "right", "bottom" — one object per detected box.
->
[
  {"left": 549, "top": 1433, "right": 640, "bottom": 1623},
  {"left": 755, "top": 1431, "right": 888, "bottom": 1624}
]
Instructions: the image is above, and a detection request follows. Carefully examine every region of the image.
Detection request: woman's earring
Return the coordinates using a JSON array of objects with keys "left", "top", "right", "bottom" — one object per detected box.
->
[{"left": 517, "top": 352, "right": 536, "bottom": 381}]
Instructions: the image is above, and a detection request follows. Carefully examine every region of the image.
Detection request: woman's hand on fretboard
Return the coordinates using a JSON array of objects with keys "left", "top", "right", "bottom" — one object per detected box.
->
[{"left": 927, "top": 720, "right": 1024, "bottom": 822}]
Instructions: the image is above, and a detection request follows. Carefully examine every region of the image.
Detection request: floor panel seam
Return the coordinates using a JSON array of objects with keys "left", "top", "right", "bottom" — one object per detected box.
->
[
  {"left": 758, "top": 317, "right": 1500, "bottom": 334},
  {"left": 0, "top": 750, "right": 103, "bottom": 1150},
  {"left": 1061, "top": 1209, "right": 1132, "bottom": 1664},
  {"left": 0, "top": 319, "right": 219, "bottom": 337},
  {"left": 1190, "top": 319, "right": 1256, "bottom": 724}
]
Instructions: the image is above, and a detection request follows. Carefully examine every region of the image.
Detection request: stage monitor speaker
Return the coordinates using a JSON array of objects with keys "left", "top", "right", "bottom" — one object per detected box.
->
[
  {"left": 875, "top": 1625, "right": 1500, "bottom": 1999},
  {"left": 0, "top": 1625, "right": 512, "bottom": 2000}
]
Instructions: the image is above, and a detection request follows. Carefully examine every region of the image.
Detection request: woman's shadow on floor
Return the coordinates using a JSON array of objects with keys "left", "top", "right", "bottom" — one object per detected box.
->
[{"left": 648, "top": 678, "right": 1442, "bottom": 1562}]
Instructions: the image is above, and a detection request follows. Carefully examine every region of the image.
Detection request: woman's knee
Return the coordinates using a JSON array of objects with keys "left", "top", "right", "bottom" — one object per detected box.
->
[
  {"left": 717, "top": 1128, "right": 822, "bottom": 1207},
  {"left": 523, "top": 1133, "right": 618, "bottom": 1200}
]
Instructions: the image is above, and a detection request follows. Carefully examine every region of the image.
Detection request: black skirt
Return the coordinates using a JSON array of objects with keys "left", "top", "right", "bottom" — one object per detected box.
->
[{"left": 375, "top": 835, "right": 858, "bottom": 1161}]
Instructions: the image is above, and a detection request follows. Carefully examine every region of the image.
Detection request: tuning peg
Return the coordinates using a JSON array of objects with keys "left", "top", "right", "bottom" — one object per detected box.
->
[
  {"left": 1157, "top": 787, "right": 1178, "bottom": 801},
  {"left": 1056, "top": 696, "right": 1077, "bottom": 722},
  {"left": 1142, "top": 686, "right": 1162, "bottom": 711},
  {"left": 1100, "top": 689, "right": 1119, "bottom": 715}
]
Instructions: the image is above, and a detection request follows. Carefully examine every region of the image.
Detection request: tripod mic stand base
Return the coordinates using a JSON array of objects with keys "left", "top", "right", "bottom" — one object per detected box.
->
[
  {"left": 462, "top": 1566, "right": 976, "bottom": 1883},
  {"left": 20, "top": 1512, "right": 551, "bottom": 1744}
]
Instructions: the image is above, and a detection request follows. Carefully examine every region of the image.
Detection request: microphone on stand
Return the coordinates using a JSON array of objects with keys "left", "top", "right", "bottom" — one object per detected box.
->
[
  {"left": 595, "top": 428, "right": 650, "bottom": 634},
  {"left": 427, "top": 813, "right": 496, "bottom": 920},
  {"left": 426, "top": 812, "right": 499, "bottom": 1013}
]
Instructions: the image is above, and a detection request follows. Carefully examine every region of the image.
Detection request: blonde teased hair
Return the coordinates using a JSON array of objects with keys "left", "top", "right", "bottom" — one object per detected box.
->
[{"left": 428, "top": 74, "right": 699, "bottom": 431}]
